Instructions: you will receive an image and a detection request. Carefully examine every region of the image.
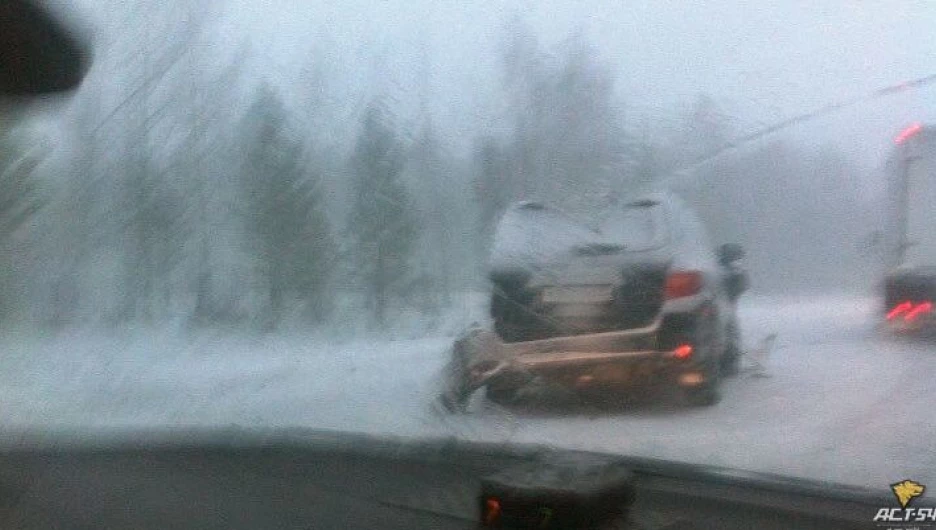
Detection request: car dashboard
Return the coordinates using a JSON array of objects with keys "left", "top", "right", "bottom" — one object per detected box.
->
[{"left": 0, "top": 429, "right": 882, "bottom": 529}]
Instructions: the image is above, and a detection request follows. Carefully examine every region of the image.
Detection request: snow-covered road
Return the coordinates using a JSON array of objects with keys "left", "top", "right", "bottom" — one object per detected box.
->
[{"left": 0, "top": 294, "right": 932, "bottom": 491}]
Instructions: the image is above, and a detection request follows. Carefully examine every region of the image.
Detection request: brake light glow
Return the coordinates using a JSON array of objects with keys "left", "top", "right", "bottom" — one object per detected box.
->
[
  {"left": 887, "top": 301, "right": 913, "bottom": 320},
  {"left": 664, "top": 271, "right": 703, "bottom": 299},
  {"left": 673, "top": 344, "right": 693, "bottom": 360},
  {"left": 905, "top": 301, "right": 933, "bottom": 322}
]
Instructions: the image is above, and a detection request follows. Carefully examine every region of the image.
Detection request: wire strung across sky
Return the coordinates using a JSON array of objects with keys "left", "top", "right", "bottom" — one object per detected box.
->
[{"left": 660, "top": 73, "right": 936, "bottom": 189}]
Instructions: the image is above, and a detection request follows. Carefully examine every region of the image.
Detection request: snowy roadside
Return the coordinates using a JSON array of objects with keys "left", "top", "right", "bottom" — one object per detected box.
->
[{"left": 0, "top": 293, "right": 931, "bottom": 491}]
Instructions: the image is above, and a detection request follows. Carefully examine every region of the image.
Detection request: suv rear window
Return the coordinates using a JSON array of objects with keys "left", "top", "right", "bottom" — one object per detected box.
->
[
  {"left": 595, "top": 202, "right": 667, "bottom": 252},
  {"left": 490, "top": 200, "right": 667, "bottom": 271}
]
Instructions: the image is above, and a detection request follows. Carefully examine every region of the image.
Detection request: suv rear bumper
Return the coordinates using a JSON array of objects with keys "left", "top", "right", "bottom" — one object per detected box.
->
[{"left": 472, "top": 312, "right": 716, "bottom": 391}]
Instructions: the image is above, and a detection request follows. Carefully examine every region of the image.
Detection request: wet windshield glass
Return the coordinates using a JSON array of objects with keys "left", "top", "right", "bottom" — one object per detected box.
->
[{"left": 3, "top": 0, "right": 936, "bottom": 497}]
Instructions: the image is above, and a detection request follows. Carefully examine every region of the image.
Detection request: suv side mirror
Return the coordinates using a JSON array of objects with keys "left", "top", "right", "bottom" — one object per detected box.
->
[
  {"left": 725, "top": 270, "right": 749, "bottom": 300},
  {"left": 718, "top": 243, "right": 745, "bottom": 266}
]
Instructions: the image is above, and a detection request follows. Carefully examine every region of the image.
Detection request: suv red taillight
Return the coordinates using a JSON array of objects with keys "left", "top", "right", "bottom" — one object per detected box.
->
[{"left": 664, "top": 271, "right": 703, "bottom": 300}]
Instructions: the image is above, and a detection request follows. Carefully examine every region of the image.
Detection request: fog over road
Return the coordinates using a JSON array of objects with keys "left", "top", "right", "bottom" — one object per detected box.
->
[{"left": 0, "top": 294, "right": 930, "bottom": 491}]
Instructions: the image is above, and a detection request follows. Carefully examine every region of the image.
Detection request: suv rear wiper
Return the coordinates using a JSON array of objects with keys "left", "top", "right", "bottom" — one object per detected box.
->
[{"left": 574, "top": 242, "right": 626, "bottom": 256}]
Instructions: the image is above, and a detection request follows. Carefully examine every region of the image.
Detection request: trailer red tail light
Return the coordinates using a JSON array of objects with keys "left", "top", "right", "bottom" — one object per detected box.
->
[
  {"left": 664, "top": 271, "right": 703, "bottom": 300},
  {"left": 895, "top": 122, "right": 923, "bottom": 144},
  {"left": 905, "top": 301, "right": 933, "bottom": 321},
  {"left": 888, "top": 301, "right": 933, "bottom": 322},
  {"left": 887, "top": 301, "right": 913, "bottom": 320}
]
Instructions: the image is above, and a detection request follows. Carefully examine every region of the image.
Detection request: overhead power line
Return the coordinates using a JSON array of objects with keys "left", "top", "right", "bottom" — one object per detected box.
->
[{"left": 661, "top": 73, "right": 936, "bottom": 187}]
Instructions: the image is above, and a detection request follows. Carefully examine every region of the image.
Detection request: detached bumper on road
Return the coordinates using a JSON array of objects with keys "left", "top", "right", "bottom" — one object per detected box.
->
[{"left": 465, "top": 320, "right": 704, "bottom": 390}]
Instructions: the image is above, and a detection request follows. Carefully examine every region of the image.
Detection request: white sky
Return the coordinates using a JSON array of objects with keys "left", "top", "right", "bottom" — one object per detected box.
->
[{"left": 59, "top": 0, "right": 936, "bottom": 173}]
